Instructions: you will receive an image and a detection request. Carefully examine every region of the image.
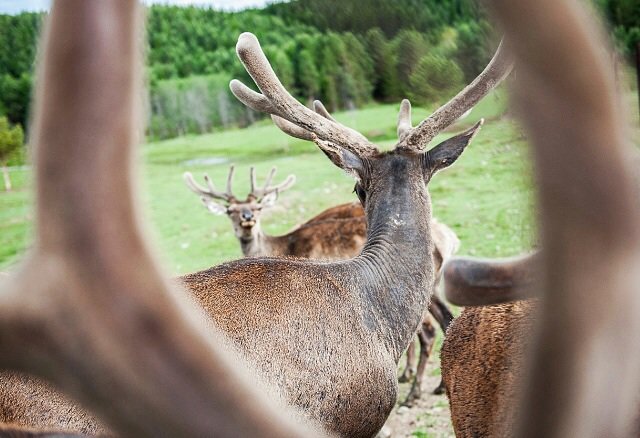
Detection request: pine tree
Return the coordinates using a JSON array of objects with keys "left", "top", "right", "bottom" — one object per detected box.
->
[{"left": 409, "top": 54, "right": 464, "bottom": 105}]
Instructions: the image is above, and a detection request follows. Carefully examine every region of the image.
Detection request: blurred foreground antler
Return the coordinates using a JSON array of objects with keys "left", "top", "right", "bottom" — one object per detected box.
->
[
  {"left": 0, "top": 1, "right": 316, "bottom": 436},
  {"left": 443, "top": 0, "right": 640, "bottom": 437}
]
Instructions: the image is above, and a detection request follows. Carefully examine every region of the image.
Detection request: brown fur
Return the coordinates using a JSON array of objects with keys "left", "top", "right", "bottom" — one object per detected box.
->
[
  {"left": 0, "top": 374, "right": 102, "bottom": 436},
  {"left": 181, "top": 259, "right": 400, "bottom": 438},
  {"left": 280, "top": 205, "right": 367, "bottom": 259},
  {"left": 441, "top": 301, "right": 537, "bottom": 437},
  {"left": 202, "top": 194, "right": 456, "bottom": 402},
  {"left": 0, "top": 423, "right": 91, "bottom": 437}
]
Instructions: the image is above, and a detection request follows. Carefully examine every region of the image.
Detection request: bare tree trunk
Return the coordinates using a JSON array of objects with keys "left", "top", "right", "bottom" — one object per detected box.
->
[{"left": 1, "top": 161, "right": 11, "bottom": 191}]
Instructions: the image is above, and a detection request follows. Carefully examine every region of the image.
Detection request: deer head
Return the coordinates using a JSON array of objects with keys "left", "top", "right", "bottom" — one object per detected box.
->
[
  {"left": 184, "top": 165, "right": 295, "bottom": 241},
  {"left": 229, "top": 33, "right": 512, "bottom": 245}
]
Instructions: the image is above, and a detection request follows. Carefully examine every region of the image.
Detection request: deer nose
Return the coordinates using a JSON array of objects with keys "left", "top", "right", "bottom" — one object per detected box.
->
[{"left": 241, "top": 210, "right": 253, "bottom": 221}]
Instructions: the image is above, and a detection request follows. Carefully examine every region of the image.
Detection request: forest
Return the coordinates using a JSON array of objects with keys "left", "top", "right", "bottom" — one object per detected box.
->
[{"left": 0, "top": 0, "right": 638, "bottom": 142}]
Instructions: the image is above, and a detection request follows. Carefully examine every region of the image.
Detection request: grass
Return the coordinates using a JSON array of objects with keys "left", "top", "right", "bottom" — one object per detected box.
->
[{"left": 1, "top": 88, "right": 537, "bottom": 273}]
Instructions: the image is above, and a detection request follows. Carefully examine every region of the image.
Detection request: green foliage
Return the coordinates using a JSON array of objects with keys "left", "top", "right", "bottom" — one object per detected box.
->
[
  {"left": 0, "top": 116, "right": 23, "bottom": 164},
  {"left": 409, "top": 54, "right": 465, "bottom": 105},
  {"left": 0, "top": 1, "right": 635, "bottom": 140},
  {"left": 453, "top": 20, "right": 493, "bottom": 82},
  {"left": 393, "top": 30, "right": 430, "bottom": 91},
  {"left": 596, "top": 0, "right": 640, "bottom": 56},
  {"left": 0, "top": 73, "right": 32, "bottom": 128},
  {"left": 365, "top": 28, "right": 400, "bottom": 100},
  {"left": 266, "top": 0, "right": 482, "bottom": 37},
  {"left": 148, "top": 74, "right": 254, "bottom": 140},
  {"left": 0, "top": 116, "right": 24, "bottom": 191}
]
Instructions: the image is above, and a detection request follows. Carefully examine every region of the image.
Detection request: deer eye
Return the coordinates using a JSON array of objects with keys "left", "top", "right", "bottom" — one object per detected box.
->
[{"left": 353, "top": 183, "right": 366, "bottom": 205}]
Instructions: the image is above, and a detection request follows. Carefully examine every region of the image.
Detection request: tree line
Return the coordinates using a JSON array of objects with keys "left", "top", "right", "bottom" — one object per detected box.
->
[{"left": 0, "top": 0, "right": 637, "bottom": 142}]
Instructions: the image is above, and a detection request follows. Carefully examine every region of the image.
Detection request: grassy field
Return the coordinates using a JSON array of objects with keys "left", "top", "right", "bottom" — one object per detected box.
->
[{"left": 0, "top": 89, "right": 537, "bottom": 274}]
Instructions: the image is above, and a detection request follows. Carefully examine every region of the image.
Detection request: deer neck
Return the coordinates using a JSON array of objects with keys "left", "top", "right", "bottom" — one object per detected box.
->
[
  {"left": 354, "top": 178, "right": 434, "bottom": 360},
  {"left": 237, "top": 223, "right": 275, "bottom": 258}
]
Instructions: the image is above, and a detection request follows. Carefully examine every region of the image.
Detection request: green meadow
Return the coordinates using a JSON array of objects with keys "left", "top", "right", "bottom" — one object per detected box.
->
[{"left": 0, "top": 89, "right": 537, "bottom": 274}]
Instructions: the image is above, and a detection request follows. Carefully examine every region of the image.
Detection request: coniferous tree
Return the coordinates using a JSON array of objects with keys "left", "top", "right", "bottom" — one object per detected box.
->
[{"left": 409, "top": 53, "right": 464, "bottom": 105}]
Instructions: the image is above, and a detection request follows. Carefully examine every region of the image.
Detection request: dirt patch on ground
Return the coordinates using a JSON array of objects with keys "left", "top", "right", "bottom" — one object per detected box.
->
[{"left": 381, "top": 351, "right": 454, "bottom": 438}]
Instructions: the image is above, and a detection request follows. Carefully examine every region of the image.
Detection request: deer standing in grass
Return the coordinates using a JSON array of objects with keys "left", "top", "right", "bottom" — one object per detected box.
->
[
  {"left": 185, "top": 164, "right": 457, "bottom": 402},
  {"left": 184, "top": 166, "right": 366, "bottom": 259},
  {"left": 1, "top": 1, "right": 635, "bottom": 437},
  {"left": 0, "top": 3, "right": 511, "bottom": 433}
]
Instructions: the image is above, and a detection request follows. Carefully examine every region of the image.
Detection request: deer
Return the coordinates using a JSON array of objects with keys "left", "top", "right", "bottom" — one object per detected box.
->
[
  {"left": 175, "top": 27, "right": 508, "bottom": 436},
  {"left": 0, "top": 0, "right": 513, "bottom": 434},
  {"left": 439, "top": 253, "right": 540, "bottom": 437},
  {"left": 183, "top": 165, "right": 366, "bottom": 259},
  {"left": 436, "top": 0, "right": 640, "bottom": 437},
  {"left": 4, "top": 1, "right": 632, "bottom": 438},
  {"left": 184, "top": 165, "right": 458, "bottom": 401}
]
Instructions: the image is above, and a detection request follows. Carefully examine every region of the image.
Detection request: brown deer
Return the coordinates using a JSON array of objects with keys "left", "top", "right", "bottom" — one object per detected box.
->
[
  {"left": 183, "top": 166, "right": 366, "bottom": 259},
  {"left": 176, "top": 29, "right": 509, "bottom": 436},
  {"left": 185, "top": 165, "right": 457, "bottom": 401},
  {"left": 440, "top": 254, "right": 539, "bottom": 437},
  {"left": 0, "top": 4, "right": 511, "bottom": 434},
  {"left": 2, "top": 1, "right": 635, "bottom": 437},
  {"left": 438, "top": 0, "right": 640, "bottom": 437}
]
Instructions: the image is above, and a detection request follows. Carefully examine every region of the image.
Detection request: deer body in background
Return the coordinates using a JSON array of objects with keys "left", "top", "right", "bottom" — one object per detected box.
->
[
  {"left": 185, "top": 165, "right": 458, "bottom": 402},
  {"left": 439, "top": 254, "right": 539, "bottom": 437},
  {"left": 184, "top": 167, "right": 367, "bottom": 259}
]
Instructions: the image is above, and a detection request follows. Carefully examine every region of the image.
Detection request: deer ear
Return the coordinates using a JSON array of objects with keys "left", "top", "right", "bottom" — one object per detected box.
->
[
  {"left": 315, "top": 138, "right": 364, "bottom": 178},
  {"left": 260, "top": 191, "right": 279, "bottom": 208},
  {"left": 425, "top": 119, "right": 483, "bottom": 175},
  {"left": 201, "top": 198, "right": 228, "bottom": 215}
]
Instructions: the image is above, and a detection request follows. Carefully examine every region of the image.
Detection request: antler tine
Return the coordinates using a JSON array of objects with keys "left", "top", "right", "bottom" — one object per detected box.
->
[
  {"left": 225, "top": 164, "right": 235, "bottom": 197},
  {"left": 230, "top": 32, "right": 378, "bottom": 157},
  {"left": 313, "top": 100, "right": 337, "bottom": 122},
  {"left": 249, "top": 166, "right": 257, "bottom": 196},
  {"left": 271, "top": 115, "right": 315, "bottom": 141},
  {"left": 249, "top": 166, "right": 296, "bottom": 200},
  {"left": 184, "top": 172, "right": 229, "bottom": 201},
  {"left": 265, "top": 174, "right": 296, "bottom": 197},
  {"left": 397, "top": 99, "right": 412, "bottom": 141},
  {"left": 311, "top": 99, "right": 369, "bottom": 141},
  {"left": 263, "top": 166, "right": 277, "bottom": 189},
  {"left": 399, "top": 39, "right": 513, "bottom": 151}
]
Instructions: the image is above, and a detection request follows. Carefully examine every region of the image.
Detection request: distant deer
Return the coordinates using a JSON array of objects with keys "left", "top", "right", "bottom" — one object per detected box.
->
[
  {"left": 185, "top": 165, "right": 458, "bottom": 401},
  {"left": 1, "top": 1, "right": 634, "bottom": 438},
  {"left": 183, "top": 166, "right": 366, "bottom": 259}
]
